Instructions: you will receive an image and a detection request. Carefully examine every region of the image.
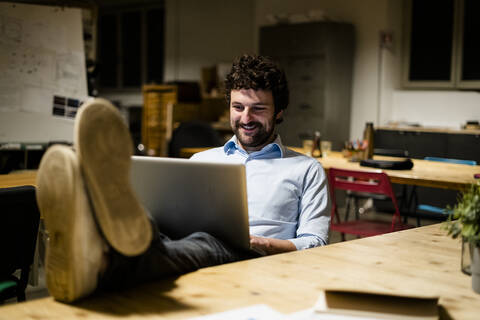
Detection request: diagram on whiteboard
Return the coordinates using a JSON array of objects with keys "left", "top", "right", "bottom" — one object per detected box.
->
[{"left": 0, "top": 5, "right": 87, "bottom": 117}]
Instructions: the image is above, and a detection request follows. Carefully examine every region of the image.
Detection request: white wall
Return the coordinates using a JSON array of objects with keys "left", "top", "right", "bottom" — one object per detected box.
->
[
  {"left": 255, "top": 0, "right": 396, "bottom": 140},
  {"left": 387, "top": 1, "right": 480, "bottom": 130},
  {"left": 107, "top": 0, "right": 480, "bottom": 137},
  {"left": 104, "top": 0, "right": 255, "bottom": 107},
  {"left": 160, "top": 0, "right": 402, "bottom": 139},
  {"left": 164, "top": 0, "right": 255, "bottom": 82},
  {"left": 109, "top": 0, "right": 392, "bottom": 139},
  {"left": 391, "top": 91, "right": 480, "bottom": 128},
  {"left": 97, "top": 1, "right": 399, "bottom": 141}
]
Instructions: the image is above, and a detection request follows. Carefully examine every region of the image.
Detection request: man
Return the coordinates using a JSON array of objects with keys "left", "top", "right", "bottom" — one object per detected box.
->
[
  {"left": 36, "top": 54, "right": 330, "bottom": 303},
  {"left": 191, "top": 54, "right": 329, "bottom": 254}
]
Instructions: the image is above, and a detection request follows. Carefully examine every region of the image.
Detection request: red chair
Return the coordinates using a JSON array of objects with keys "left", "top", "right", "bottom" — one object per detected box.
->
[{"left": 328, "top": 168, "right": 413, "bottom": 240}]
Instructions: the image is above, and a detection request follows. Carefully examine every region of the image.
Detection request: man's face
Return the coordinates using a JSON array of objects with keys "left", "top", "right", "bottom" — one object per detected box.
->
[{"left": 230, "top": 89, "right": 283, "bottom": 152}]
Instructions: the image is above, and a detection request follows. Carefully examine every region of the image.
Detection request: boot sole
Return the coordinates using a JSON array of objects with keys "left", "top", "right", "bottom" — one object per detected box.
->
[
  {"left": 74, "top": 98, "right": 152, "bottom": 256},
  {"left": 36, "top": 146, "right": 101, "bottom": 302}
]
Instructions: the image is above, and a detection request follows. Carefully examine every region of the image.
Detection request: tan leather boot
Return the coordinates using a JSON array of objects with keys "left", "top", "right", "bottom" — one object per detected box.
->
[
  {"left": 74, "top": 98, "right": 152, "bottom": 256},
  {"left": 36, "top": 145, "right": 105, "bottom": 302}
]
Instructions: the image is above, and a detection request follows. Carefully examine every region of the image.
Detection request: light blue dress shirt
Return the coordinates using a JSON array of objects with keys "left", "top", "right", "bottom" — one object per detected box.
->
[{"left": 190, "top": 135, "right": 330, "bottom": 250}]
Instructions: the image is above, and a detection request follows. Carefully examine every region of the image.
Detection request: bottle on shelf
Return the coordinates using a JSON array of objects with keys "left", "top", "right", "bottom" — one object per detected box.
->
[
  {"left": 363, "top": 122, "right": 374, "bottom": 159},
  {"left": 312, "top": 131, "right": 322, "bottom": 158}
]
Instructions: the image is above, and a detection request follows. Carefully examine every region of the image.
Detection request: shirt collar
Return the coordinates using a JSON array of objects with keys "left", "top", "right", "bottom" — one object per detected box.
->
[{"left": 223, "top": 135, "right": 285, "bottom": 158}]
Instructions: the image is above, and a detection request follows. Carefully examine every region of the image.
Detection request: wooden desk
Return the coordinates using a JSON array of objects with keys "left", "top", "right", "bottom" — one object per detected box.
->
[
  {"left": 180, "top": 148, "right": 479, "bottom": 190},
  {"left": 0, "top": 171, "right": 37, "bottom": 188},
  {"left": 315, "top": 151, "right": 479, "bottom": 191},
  {"left": 1, "top": 224, "right": 479, "bottom": 319}
]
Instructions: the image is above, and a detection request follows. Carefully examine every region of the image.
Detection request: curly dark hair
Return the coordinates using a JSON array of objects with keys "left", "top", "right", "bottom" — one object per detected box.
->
[{"left": 224, "top": 54, "right": 289, "bottom": 123}]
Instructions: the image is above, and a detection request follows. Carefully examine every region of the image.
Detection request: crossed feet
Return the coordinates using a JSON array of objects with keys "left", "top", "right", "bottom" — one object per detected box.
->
[{"left": 36, "top": 98, "right": 153, "bottom": 302}]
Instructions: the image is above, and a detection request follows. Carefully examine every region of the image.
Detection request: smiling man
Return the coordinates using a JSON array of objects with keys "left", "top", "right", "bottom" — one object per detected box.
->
[
  {"left": 36, "top": 54, "right": 330, "bottom": 303},
  {"left": 231, "top": 89, "right": 277, "bottom": 150},
  {"left": 191, "top": 54, "right": 330, "bottom": 255}
]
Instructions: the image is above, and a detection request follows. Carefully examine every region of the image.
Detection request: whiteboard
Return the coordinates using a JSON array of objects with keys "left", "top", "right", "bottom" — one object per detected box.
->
[{"left": 0, "top": 2, "right": 87, "bottom": 142}]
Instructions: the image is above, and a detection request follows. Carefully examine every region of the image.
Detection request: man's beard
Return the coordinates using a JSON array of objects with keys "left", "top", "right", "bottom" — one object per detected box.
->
[{"left": 232, "top": 120, "right": 275, "bottom": 149}]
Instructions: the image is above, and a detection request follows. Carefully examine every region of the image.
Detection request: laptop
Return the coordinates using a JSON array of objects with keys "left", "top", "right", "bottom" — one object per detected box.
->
[{"left": 130, "top": 156, "right": 250, "bottom": 250}]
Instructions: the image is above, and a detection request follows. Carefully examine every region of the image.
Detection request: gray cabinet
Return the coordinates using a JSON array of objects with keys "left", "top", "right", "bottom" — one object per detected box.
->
[
  {"left": 447, "top": 134, "right": 480, "bottom": 162},
  {"left": 375, "top": 128, "right": 480, "bottom": 163},
  {"left": 260, "top": 22, "right": 354, "bottom": 149}
]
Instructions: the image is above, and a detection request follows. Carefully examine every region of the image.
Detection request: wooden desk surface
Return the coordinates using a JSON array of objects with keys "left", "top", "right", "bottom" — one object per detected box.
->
[
  {"left": 1, "top": 224, "right": 479, "bottom": 319},
  {"left": 0, "top": 171, "right": 37, "bottom": 188},
  {"left": 315, "top": 151, "right": 479, "bottom": 190},
  {"left": 181, "top": 148, "right": 479, "bottom": 190}
]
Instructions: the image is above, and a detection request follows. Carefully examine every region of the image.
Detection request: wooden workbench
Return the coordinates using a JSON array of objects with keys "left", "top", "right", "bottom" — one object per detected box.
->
[{"left": 1, "top": 224, "right": 478, "bottom": 319}]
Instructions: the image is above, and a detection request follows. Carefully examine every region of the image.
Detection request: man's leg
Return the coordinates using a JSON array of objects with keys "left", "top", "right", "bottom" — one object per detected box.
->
[
  {"left": 37, "top": 147, "right": 252, "bottom": 300},
  {"left": 37, "top": 98, "right": 256, "bottom": 302},
  {"left": 74, "top": 98, "right": 152, "bottom": 256},
  {"left": 99, "top": 226, "right": 257, "bottom": 290}
]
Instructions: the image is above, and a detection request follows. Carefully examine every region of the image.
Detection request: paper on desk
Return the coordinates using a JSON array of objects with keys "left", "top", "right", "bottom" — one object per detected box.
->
[
  {"left": 189, "top": 304, "right": 377, "bottom": 320},
  {"left": 188, "top": 304, "right": 285, "bottom": 320},
  {"left": 284, "top": 288, "right": 440, "bottom": 320},
  {"left": 188, "top": 289, "right": 439, "bottom": 320},
  {"left": 288, "top": 308, "right": 385, "bottom": 320}
]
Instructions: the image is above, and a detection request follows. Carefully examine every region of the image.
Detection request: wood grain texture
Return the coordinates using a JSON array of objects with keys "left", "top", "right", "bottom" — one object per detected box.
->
[
  {"left": 1, "top": 224, "right": 479, "bottom": 319},
  {"left": 0, "top": 171, "right": 37, "bottom": 188}
]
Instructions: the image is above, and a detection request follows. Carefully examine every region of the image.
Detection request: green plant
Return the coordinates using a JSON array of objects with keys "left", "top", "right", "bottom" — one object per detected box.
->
[{"left": 444, "top": 182, "right": 480, "bottom": 247}]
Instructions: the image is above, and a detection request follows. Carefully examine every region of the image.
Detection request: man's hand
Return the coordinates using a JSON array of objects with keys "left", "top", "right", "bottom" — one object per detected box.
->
[{"left": 249, "top": 236, "right": 297, "bottom": 255}]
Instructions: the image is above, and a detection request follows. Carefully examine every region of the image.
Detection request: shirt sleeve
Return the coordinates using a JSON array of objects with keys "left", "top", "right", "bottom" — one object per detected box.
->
[{"left": 288, "top": 161, "right": 331, "bottom": 250}]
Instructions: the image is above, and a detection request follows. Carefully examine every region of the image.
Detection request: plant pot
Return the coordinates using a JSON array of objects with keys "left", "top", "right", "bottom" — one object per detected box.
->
[
  {"left": 472, "top": 245, "right": 480, "bottom": 294},
  {"left": 462, "top": 237, "right": 472, "bottom": 275}
]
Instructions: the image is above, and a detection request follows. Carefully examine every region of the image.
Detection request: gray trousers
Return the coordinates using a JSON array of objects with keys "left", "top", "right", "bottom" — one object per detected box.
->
[{"left": 98, "top": 221, "right": 259, "bottom": 290}]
